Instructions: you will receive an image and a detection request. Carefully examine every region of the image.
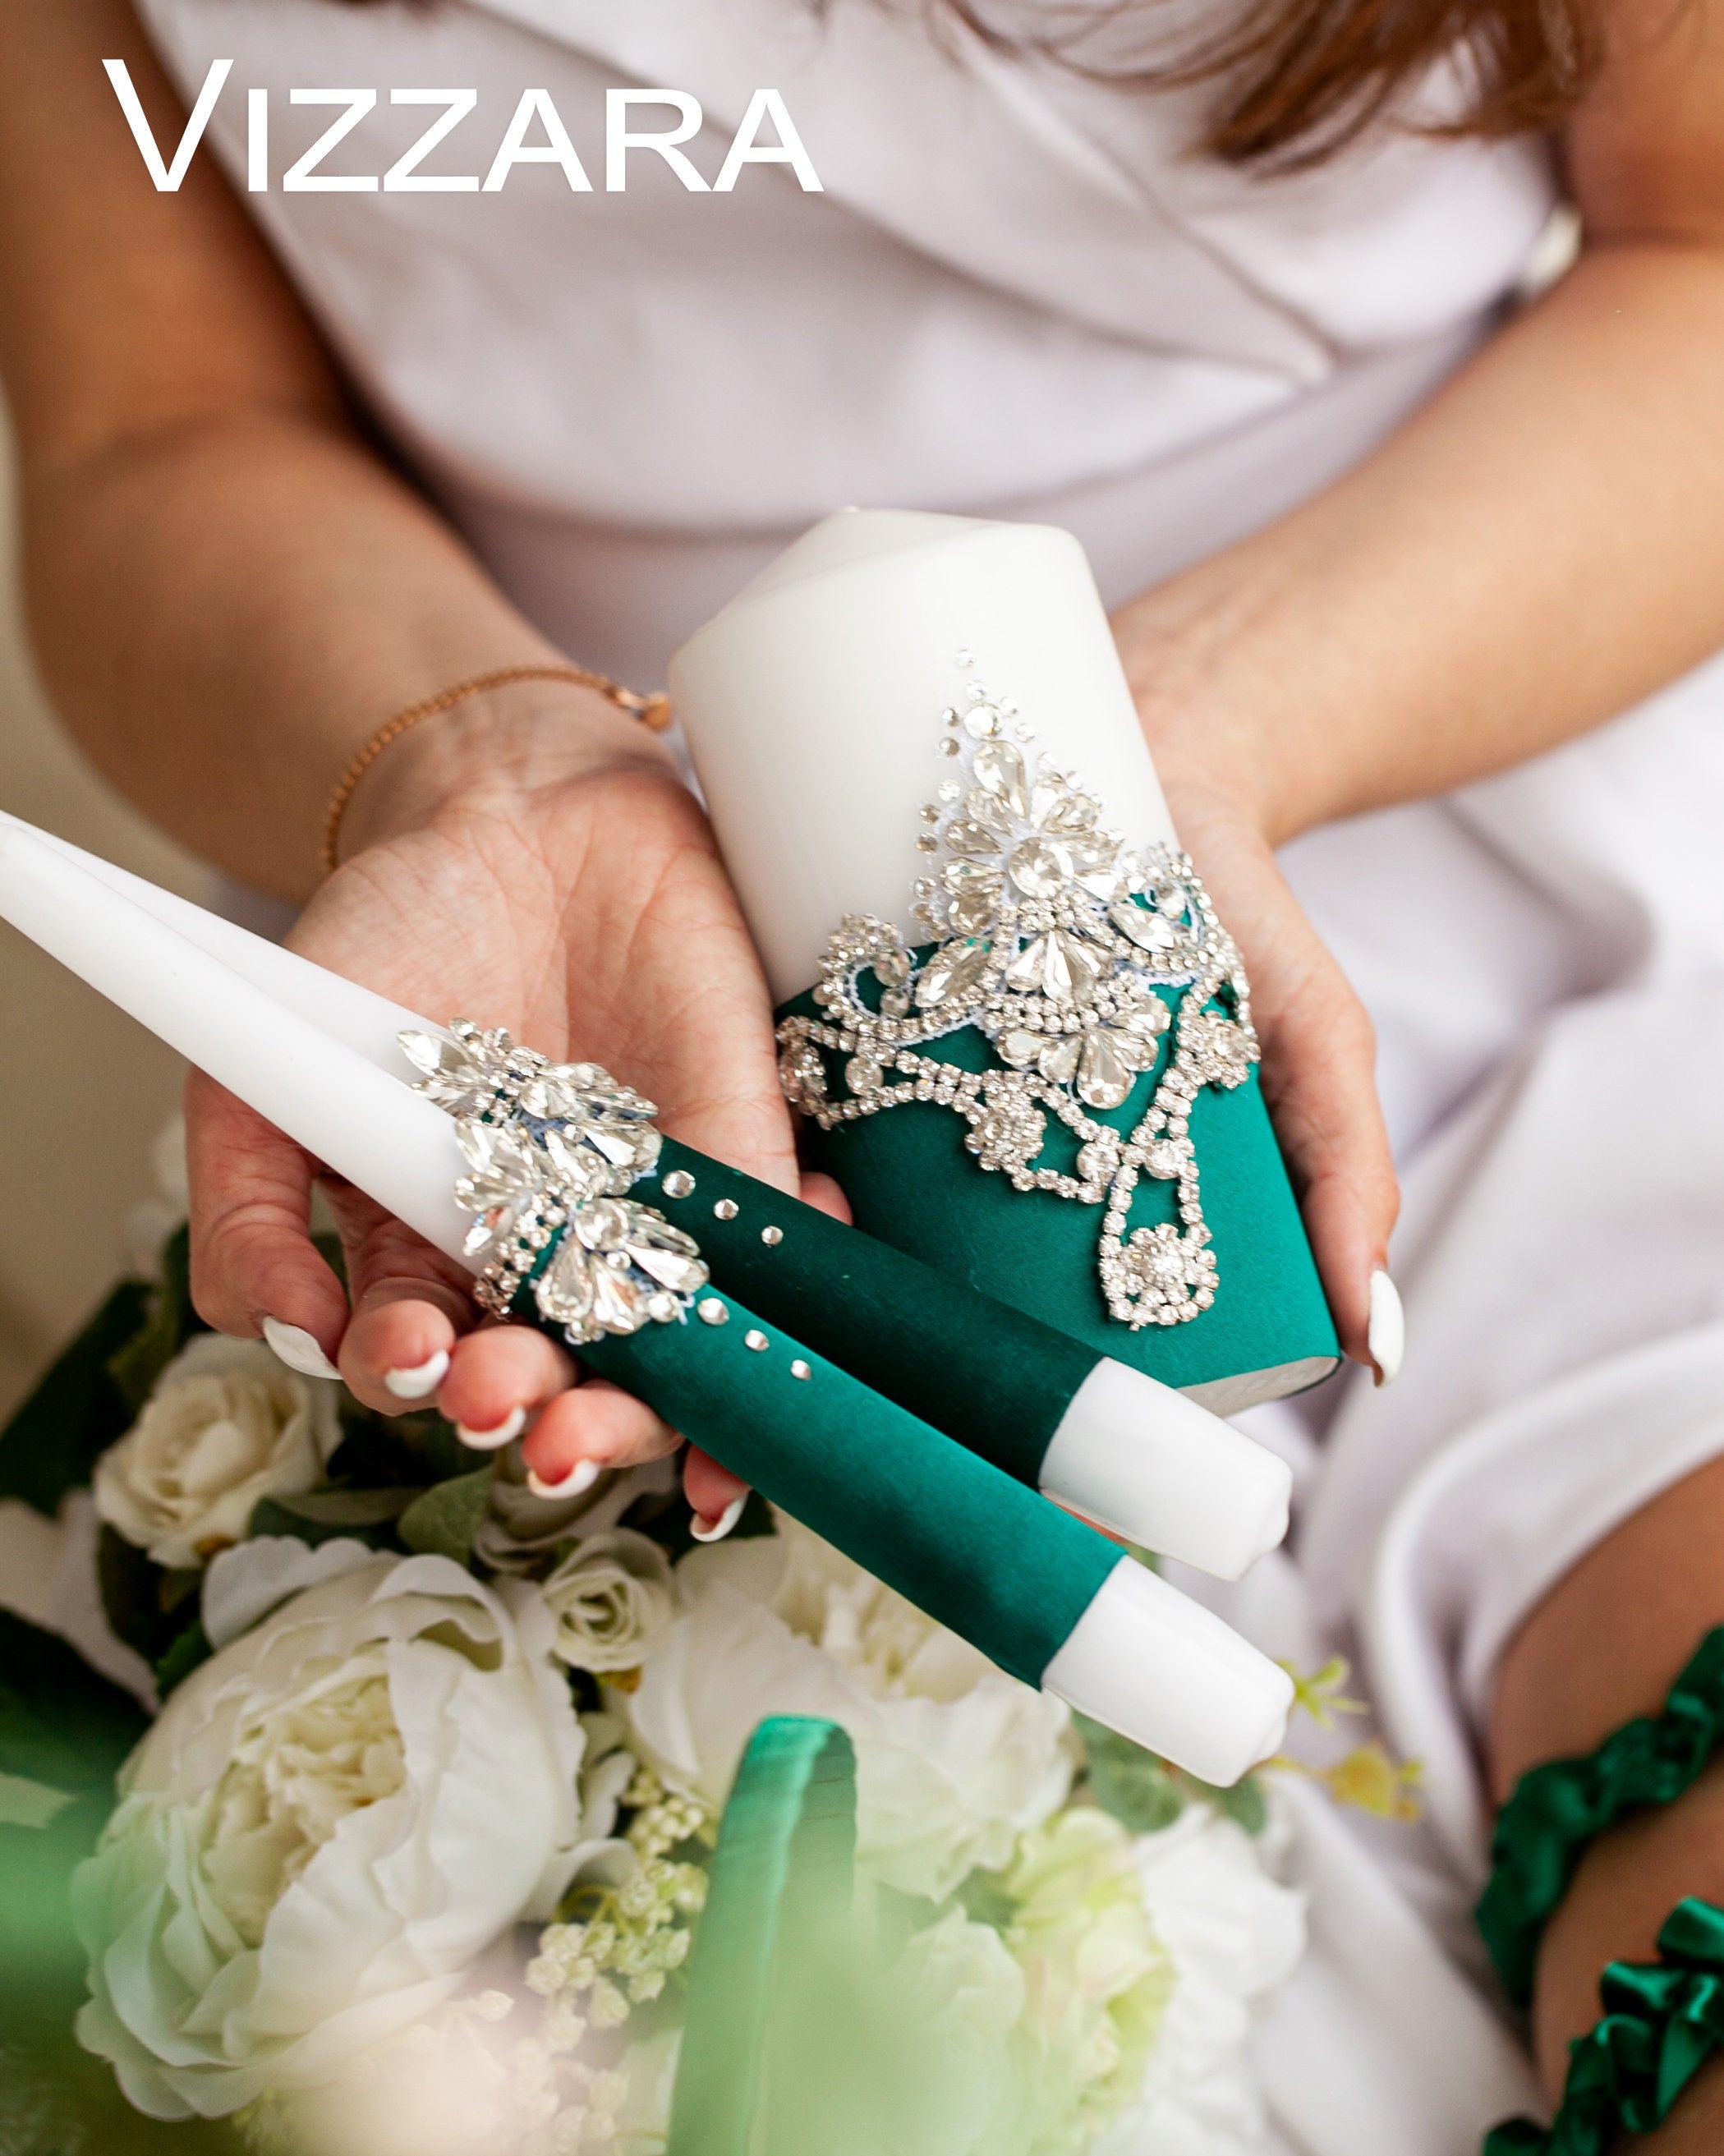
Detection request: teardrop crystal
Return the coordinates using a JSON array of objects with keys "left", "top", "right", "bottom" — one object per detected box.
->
[
  {"left": 915, "top": 937, "right": 991, "bottom": 1009},
  {"left": 972, "top": 741, "right": 1028, "bottom": 815},
  {"left": 536, "top": 1234, "right": 595, "bottom": 1326},
  {"left": 963, "top": 788, "right": 1014, "bottom": 833},
  {"left": 591, "top": 1264, "right": 648, "bottom": 1335},
  {"left": 949, "top": 893, "right": 996, "bottom": 935},
  {"left": 1037, "top": 1035, "right": 1080, "bottom": 1085},
  {"left": 623, "top": 1212, "right": 708, "bottom": 1295},
  {"left": 945, "top": 821, "right": 1002, "bottom": 859},
  {"left": 1054, "top": 929, "right": 1105, "bottom": 1000},
  {"left": 1110, "top": 900, "right": 1179, "bottom": 954},
  {"left": 996, "top": 1029, "right": 1041, "bottom": 1067},
  {"left": 1004, "top": 935, "right": 1051, "bottom": 995},
  {"left": 1077, "top": 1029, "right": 1134, "bottom": 1110},
  {"left": 943, "top": 859, "right": 1004, "bottom": 898},
  {"left": 1040, "top": 787, "right": 1099, "bottom": 834}
]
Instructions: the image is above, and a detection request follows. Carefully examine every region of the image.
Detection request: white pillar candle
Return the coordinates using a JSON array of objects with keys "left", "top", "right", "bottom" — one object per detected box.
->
[
  {"left": 0, "top": 824, "right": 472, "bottom": 1266},
  {"left": 669, "top": 508, "right": 1175, "bottom": 1003}
]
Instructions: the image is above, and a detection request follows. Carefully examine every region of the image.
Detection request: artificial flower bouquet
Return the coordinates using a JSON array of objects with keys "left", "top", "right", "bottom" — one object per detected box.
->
[{"left": 0, "top": 1199, "right": 1311, "bottom": 2156}]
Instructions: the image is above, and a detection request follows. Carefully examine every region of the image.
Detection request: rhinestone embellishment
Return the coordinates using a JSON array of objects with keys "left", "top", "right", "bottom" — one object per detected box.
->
[
  {"left": 774, "top": 676, "right": 1258, "bottom": 1330},
  {"left": 400, "top": 1022, "right": 710, "bottom": 1346}
]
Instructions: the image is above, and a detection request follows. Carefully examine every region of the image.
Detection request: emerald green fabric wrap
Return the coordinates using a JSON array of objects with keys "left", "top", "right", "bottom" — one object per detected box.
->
[
  {"left": 779, "top": 986, "right": 1338, "bottom": 1393},
  {"left": 533, "top": 1283, "right": 1120, "bottom": 1687},
  {"left": 668, "top": 1717, "right": 857, "bottom": 2156},
  {"left": 1478, "top": 1629, "right": 1724, "bottom": 2007},
  {"left": 1483, "top": 1897, "right": 1724, "bottom": 2154},
  {"left": 646, "top": 1136, "right": 1098, "bottom": 1486}
]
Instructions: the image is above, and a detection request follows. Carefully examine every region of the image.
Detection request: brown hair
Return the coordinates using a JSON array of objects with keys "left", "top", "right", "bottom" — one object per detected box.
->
[{"left": 331, "top": 0, "right": 1602, "bottom": 166}]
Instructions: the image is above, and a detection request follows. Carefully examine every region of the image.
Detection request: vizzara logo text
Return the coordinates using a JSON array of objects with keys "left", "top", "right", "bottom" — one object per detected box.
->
[{"left": 104, "top": 60, "right": 824, "bottom": 194}]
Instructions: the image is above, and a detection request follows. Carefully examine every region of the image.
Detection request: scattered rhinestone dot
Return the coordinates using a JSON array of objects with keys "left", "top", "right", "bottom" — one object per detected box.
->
[
  {"left": 744, "top": 1330, "right": 769, "bottom": 1353},
  {"left": 696, "top": 1298, "right": 729, "bottom": 1326},
  {"left": 662, "top": 1170, "right": 695, "bottom": 1199},
  {"left": 789, "top": 1359, "right": 811, "bottom": 1381},
  {"left": 761, "top": 1225, "right": 784, "bottom": 1247},
  {"left": 713, "top": 1198, "right": 739, "bottom": 1221}
]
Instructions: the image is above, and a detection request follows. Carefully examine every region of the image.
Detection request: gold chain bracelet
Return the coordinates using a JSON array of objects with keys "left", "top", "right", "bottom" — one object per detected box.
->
[{"left": 321, "top": 664, "right": 673, "bottom": 876}]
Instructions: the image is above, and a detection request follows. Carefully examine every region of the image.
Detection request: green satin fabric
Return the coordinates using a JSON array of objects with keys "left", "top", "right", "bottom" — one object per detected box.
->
[
  {"left": 559, "top": 1284, "right": 1120, "bottom": 1689},
  {"left": 668, "top": 1717, "right": 857, "bottom": 2156},
  {"left": 1478, "top": 1629, "right": 1724, "bottom": 2007},
  {"left": 779, "top": 983, "right": 1339, "bottom": 1393},
  {"left": 649, "top": 1135, "right": 1097, "bottom": 1487},
  {"left": 1483, "top": 1898, "right": 1724, "bottom": 2154}
]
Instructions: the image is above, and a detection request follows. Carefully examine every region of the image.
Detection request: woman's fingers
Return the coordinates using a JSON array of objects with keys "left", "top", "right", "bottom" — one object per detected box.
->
[
  {"left": 434, "top": 1325, "right": 577, "bottom": 1447},
  {"left": 1235, "top": 860, "right": 1400, "bottom": 1373},
  {"left": 1161, "top": 802, "right": 1400, "bottom": 1375},
  {"left": 185, "top": 1070, "right": 349, "bottom": 1367},
  {"left": 521, "top": 1379, "right": 682, "bottom": 1496},
  {"left": 316, "top": 1177, "right": 476, "bottom": 1413}
]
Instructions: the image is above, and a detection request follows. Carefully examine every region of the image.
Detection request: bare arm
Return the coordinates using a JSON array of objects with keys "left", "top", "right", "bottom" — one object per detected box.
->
[
  {"left": 0, "top": 0, "right": 816, "bottom": 1521},
  {"left": 1112, "top": 0, "right": 1724, "bottom": 1368}
]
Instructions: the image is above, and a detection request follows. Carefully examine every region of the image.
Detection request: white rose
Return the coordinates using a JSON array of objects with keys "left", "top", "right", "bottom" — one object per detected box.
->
[
  {"left": 72, "top": 1551, "right": 619, "bottom": 2119},
  {"left": 93, "top": 1334, "right": 341, "bottom": 1570},
  {"left": 625, "top": 1517, "right": 1074, "bottom": 1901},
  {"left": 541, "top": 1529, "right": 675, "bottom": 1674},
  {"left": 474, "top": 1452, "right": 677, "bottom": 1574}
]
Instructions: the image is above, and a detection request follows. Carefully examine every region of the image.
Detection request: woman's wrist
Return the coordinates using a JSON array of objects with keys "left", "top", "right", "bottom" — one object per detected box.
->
[
  {"left": 335, "top": 677, "right": 677, "bottom": 862},
  {"left": 1111, "top": 576, "right": 1338, "bottom": 849}
]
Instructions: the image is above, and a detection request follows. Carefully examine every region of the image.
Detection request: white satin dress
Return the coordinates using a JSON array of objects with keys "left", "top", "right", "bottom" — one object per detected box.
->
[{"left": 120, "top": 2, "right": 1724, "bottom": 2145}]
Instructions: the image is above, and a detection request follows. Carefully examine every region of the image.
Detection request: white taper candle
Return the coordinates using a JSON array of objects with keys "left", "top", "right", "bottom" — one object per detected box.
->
[{"left": 0, "top": 823, "right": 471, "bottom": 1266}]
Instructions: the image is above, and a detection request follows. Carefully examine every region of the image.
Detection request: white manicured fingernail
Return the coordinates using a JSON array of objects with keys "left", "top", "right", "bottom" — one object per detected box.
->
[
  {"left": 690, "top": 1495, "right": 746, "bottom": 1544},
  {"left": 1368, "top": 1270, "right": 1404, "bottom": 1386},
  {"left": 527, "top": 1459, "right": 601, "bottom": 1501},
  {"left": 384, "top": 1350, "right": 449, "bottom": 1400},
  {"left": 455, "top": 1404, "right": 526, "bottom": 1452},
  {"left": 262, "top": 1317, "right": 342, "bottom": 1381}
]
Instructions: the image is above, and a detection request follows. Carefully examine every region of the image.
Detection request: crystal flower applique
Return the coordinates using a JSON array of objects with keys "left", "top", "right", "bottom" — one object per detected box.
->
[
  {"left": 401, "top": 1022, "right": 707, "bottom": 1345},
  {"left": 775, "top": 678, "right": 1258, "bottom": 1328}
]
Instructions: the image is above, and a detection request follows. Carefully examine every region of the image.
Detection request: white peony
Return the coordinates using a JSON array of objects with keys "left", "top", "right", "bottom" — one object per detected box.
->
[
  {"left": 541, "top": 1529, "right": 676, "bottom": 1675},
  {"left": 93, "top": 1334, "right": 341, "bottom": 1570},
  {"left": 73, "top": 1551, "right": 621, "bottom": 2118},
  {"left": 624, "top": 1517, "right": 1075, "bottom": 1901},
  {"left": 1091, "top": 1801, "right": 1307, "bottom": 2156}
]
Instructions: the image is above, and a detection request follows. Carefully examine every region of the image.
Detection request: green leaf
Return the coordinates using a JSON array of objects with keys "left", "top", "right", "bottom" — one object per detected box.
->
[
  {"left": 1074, "top": 1712, "right": 1186, "bottom": 1833},
  {"left": 267, "top": 1487, "right": 420, "bottom": 1529},
  {"left": 1203, "top": 1772, "right": 1269, "bottom": 1837},
  {"left": 0, "top": 1278, "right": 151, "bottom": 1516},
  {"left": 398, "top": 1466, "right": 494, "bottom": 1563},
  {"left": 96, "top": 1526, "right": 189, "bottom": 1668},
  {"left": 0, "top": 1614, "right": 149, "bottom": 2030},
  {"left": 247, "top": 1487, "right": 420, "bottom": 1549},
  {"left": 0, "top": 2026, "right": 246, "bottom": 2151},
  {"left": 0, "top": 1772, "right": 77, "bottom": 1832},
  {"left": 106, "top": 1225, "right": 205, "bottom": 1416},
  {"left": 0, "top": 1611, "right": 147, "bottom": 1798},
  {"left": 153, "top": 1620, "right": 212, "bottom": 1699},
  {"left": 326, "top": 1405, "right": 470, "bottom": 1492}
]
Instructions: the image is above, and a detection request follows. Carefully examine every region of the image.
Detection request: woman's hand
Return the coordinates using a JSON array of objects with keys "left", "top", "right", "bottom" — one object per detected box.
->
[
  {"left": 185, "top": 689, "right": 839, "bottom": 1529},
  {"left": 1113, "top": 615, "right": 1401, "bottom": 1378}
]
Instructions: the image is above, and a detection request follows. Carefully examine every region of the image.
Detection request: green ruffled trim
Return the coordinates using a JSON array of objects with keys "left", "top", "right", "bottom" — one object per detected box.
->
[
  {"left": 1478, "top": 1629, "right": 1724, "bottom": 2007},
  {"left": 1483, "top": 1897, "right": 1724, "bottom": 2154}
]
